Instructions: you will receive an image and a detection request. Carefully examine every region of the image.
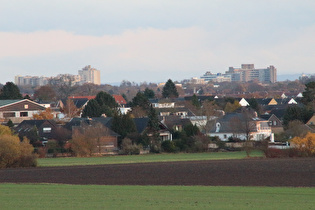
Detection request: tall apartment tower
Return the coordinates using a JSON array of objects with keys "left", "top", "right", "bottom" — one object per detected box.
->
[
  {"left": 226, "top": 64, "right": 277, "bottom": 83},
  {"left": 78, "top": 65, "right": 101, "bottom": 85}
]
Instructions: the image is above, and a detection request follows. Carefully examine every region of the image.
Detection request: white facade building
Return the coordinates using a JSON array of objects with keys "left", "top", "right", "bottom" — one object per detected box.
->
[{"left": 78, "top": 65, "right": 101, "bottom": 85}]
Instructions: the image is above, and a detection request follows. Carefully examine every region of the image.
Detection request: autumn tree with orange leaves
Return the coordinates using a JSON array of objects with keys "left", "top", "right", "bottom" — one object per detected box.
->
[
  {"left": 291, "top": 132, "right": 315, "bottom": 157},
  {"left": 33, "top": 108, "right": 54, "bottom": 120}
]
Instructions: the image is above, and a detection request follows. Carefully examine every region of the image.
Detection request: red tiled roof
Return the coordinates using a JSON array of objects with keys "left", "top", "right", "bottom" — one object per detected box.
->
[{"left": 113, "top": 95, "right": 127, "bottom": 105}]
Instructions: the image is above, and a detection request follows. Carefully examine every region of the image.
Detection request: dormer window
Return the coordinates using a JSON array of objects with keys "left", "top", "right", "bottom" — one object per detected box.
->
[{"left": 43, "top": 127, "right": 52, "bottom": 133}]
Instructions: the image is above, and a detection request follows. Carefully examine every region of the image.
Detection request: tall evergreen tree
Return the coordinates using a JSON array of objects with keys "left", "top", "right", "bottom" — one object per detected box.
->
[
  {"left": 144, "top": 88, "right": 155, "bottom": 99},
  {"left": 162, "top": 79, "right": 179, "bottom": 98},
  {"left": 111, "top": 112, "right": 137, "bottom": 146},
  {"left": 283, "top": 105, "right": 313, "bottom": 127},
  {"left": 191, "top": 94, "right": 201, "bottom": 108},
  {"left": 248, "top": 98, "right": 260, "bottom": 114},
  {"left": 131, "top": 92, "right": 150, "bottom": 110},
  {"left": 95, "top": 91, "right": 117, "bottom": 108},
  {"left": 82, "top": 91, "right": 118, "bottom": 117},
  {"left": 81, "top": 99, "right": 101, "bottom": 117},
  {"left": 0, "top": 82, "right": 23, "bottom": 99},
  {"left": 302, "top": 81, "right": 315, "bottom": 105},
  {"left": 147, "top": 106, "right": 160, "bottom": 132}
]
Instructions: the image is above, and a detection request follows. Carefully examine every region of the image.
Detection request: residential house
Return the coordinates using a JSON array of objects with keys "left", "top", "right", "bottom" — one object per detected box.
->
[
  {"left": 157, "top": 107, "right": 191, "bottom": 117},
  {"left": 239, "top": 98, "right": 250, "bottom": 107},
  {"left": 208, "top": 112, "right": 273, "bottom": 141},
  {"left": 260, "top": 114, "right": 284, "bottom": 134},
  {"left": 15, "top": 119, "right": 60, "bottom": 142},
  {"left": 0, "top": 99, "right": 46, "bottom": 124},
  {"left": 95, "top": 116, "right": 173, "bottom": 141},
  {"left": 58, "top": 98, "right": 89, "bottom": 117},
  {"left": 160, "top": 115, "right": 191, "bottom": 132},
  {"left": 65, "top": 118, "right": 119, "bottom": 154},
  {"left": 151, "top": 100, "right": 175, "bottom": 108},
  {"left": 275, "top": 98, "right": 298, "bottom": 105},
  {"left": 306, "top": 115, "right": 315, "bottom": 130},
  {"left": 256, "top": 98, "right": 278, "bottom": 106},
  {"left": 59, "top": 95, "right": 127, "bottom": 117}
]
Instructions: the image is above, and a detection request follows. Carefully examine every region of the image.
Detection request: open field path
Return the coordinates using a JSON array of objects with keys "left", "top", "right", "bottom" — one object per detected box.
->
[{"left": 1, "top": 158, "right": 314, "bottom": 187}]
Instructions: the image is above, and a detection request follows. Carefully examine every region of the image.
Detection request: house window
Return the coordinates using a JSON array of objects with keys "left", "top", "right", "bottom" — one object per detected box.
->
[
  {"left": 24, "top": 105, "right": 29, "bottom": 109},
  {"left": 43, "top": 127, "right": 52, "bottom": 133},
  {"left": 20, "top": 112, "right": 28, "bottom": 117},
  {"left": 3, "top": 112, "right": 15, "bottom": 118},
  {"left": 273, "top": 121, "right": 277, "bottom": 126}
]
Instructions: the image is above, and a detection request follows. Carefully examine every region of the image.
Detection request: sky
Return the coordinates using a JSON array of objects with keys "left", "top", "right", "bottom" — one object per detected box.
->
[{"left": 1, "top": 0, "right": 315, "bottom": 85}]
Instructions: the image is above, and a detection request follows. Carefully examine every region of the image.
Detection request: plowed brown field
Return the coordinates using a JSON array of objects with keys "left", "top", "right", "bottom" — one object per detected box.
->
[{"left": 1, "top": 158, "right": 314, "bottom": 187}]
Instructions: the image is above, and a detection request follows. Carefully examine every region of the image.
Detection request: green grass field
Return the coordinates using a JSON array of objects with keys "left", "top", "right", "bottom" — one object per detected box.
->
[
  {"left": 0, "top": 184, "right": 314, "bottom": 210},
  {"left": 38, "top": 150, "right": 264, "bottom": 167}
]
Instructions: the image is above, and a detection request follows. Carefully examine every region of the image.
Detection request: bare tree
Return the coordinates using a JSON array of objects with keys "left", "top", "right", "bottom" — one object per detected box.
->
[
  {"left": 229, "top": 111, "right": 256, "bottom": 156},
  {"left": 63, "top": 99, "right": 81, "bottom": 118},
  {"left": 71, "top": 122, "right": 113, "bottom": 156}
]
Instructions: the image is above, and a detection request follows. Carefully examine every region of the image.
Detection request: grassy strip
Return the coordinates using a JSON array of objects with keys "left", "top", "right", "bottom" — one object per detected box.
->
[
  {"left": 0, "top": 184, "right": 314, "bottom": 209},
  {"left": 38, "top": 150, "right": 264, "bottom": 167}
]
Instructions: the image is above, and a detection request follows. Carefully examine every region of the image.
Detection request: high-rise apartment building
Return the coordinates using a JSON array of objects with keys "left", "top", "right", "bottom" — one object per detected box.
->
[
  {"left": 15, "top": 75, "right": 49, "bottom": 86},
  {"left": 226, "top": 64, "right": 277, "bottom": 83},
  {"left": 78, "top": 65, "right": 101, "bottom": 85},
  {"left": 200, "top": 72, "right": 232, "bottom": 82},
  {"left": 200, "top": 64, "right": 277, "bottom": 83},
  {"left": 15, "top": 65, "right": 101, "bottom": 87}
]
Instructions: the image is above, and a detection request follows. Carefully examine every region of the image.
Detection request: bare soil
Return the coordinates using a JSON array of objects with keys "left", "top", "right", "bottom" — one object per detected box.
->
[{"left": 0, "top": 158, "right": 314, "bottom": 187}]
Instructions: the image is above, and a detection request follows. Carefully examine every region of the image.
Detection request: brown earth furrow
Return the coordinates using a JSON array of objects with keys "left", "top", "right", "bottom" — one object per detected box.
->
[{"left": 0, "top": 158, "right": 314, "bottom": 187}]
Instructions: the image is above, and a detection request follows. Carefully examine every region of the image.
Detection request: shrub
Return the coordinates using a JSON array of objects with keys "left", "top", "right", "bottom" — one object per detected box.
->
[
  {"left": 290, "top": 132, "right": 315, "bottom": 157},
  {"left": 228, "top": 136, "right": 242, "bottom": 142},
  {"left": 0, "top": 135, "right": 37, "bottom": 168},
  {"left": 161, "top": 140, "right": 178, "bottom": 153},
  {"left": 264, "top": 148, "right": 300, "bottom": 158},
  {"left": 18, "top": 138, "right": 37, "bottom": 167},
  {"left": 215, "top": 140, "right": 226, "bottom": 150},
  {"left": 120, "top": 138, "right": 141, "bottom": 155}
]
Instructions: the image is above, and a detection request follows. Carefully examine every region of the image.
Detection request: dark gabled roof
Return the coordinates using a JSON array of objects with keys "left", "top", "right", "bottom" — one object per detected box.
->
[
  {"left": 209, "top": 112, "right": 266, "bottom": 133},
  {"left": 16, "top": 119, "right": 58, "bottom": 129},
  {"left": 92, "top": 117, "right": 113, "bottom": 127},
  {"left": 65, "top": 117, "right": 112, "bottom": 130},
  {"left": 259, "top": 114, "right": 270, "bottom": 120},
  {"left": 0, "top": 99, "right": 46, "bottom": 110},
  {"left": 133, "top": 118, "right": 150, "bottom": 133},
  {"left": 255, "top": 98, "right": 274, "bottom": 106},
  {"left": 0, "top": 100, "right": 23, "bottom": 107},
  {"left": 61, "top": 98, "right": 89, "bottom": 109},
  {"left": 159, "top": 115, "right": 191, "bottom": 129},
  {"left": 268, "top": 108, "right": 286, "bottom": 120},
  {"left": 65, "top": 117, "right": 119, "bottom": 136},
  {"left": 72, "top": 98, "right": 89, "bottom": 108},
  {"left": 259, "top": 114, "right": 282, "bottom": 122},
  {"left": 100, "top": 117, "right": 151, "bottom": 134}
]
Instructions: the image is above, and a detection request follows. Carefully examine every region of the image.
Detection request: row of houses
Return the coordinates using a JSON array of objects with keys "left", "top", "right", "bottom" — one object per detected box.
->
[{"left": 1, "top": 93, "right": 314, "bottom": 154}]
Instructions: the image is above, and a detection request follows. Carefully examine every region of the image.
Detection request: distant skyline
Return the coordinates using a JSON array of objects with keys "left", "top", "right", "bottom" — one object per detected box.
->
[{"left": 1, "top": 1, "right": 315, "bottom": 84}]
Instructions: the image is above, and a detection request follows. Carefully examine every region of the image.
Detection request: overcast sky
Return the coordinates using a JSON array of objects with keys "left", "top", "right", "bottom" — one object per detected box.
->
[{"left": 1, "top": 0, "right": 315, "bottom": 85}]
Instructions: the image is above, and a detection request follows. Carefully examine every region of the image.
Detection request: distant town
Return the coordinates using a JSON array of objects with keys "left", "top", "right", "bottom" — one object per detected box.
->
[
  {"left": 0, "top": 63, "right": 314, "bottom": 162},
  {"left": 15, "top": 63, "right": 278, "bottom": 87}
]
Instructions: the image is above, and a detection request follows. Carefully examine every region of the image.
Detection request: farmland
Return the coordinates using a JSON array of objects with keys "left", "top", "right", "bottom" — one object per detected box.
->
[
  {"left": 1, "top": 184, "right": 314, "bottom": 209},
  {"left": 1, "top": 155, "right": 314, "bottom": 209},
  {"left": 37, "top": 150, "right": 263, "bottom": 167}
]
